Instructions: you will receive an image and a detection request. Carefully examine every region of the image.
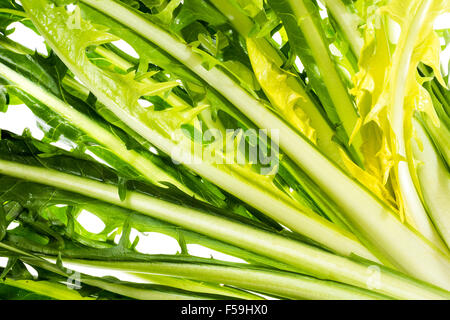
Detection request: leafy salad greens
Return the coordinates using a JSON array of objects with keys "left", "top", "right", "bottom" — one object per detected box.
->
[{"left": 0, "top": 0, "right": 449, "bottom": 300}]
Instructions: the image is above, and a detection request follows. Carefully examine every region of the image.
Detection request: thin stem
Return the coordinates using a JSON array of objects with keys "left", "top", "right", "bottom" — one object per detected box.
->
[
  {"left": 0, "top": 243, "right": 223, "bottom": 300},
  {"left": 318, "top": 0, "right": 364, "bottom": 57},
  {"left": 128, "top": 273, "right": 264, "bottom": 300},
  {"left": 1, "top": 278, "right": 94, "bottom": 300},
  {"left": 0, "top": 9, "right": 28, "bottom": 18},
  {"left": 287, "top": 0, "right": 362, "bottom": 155},
  {"left": 60, "top": 258, "right": 388, "bottom": 300}
]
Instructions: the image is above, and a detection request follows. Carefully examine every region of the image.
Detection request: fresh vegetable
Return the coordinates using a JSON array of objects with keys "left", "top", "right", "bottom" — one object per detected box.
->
[{"left": 0, "top": 0, "right": 449, "bottom": 300}]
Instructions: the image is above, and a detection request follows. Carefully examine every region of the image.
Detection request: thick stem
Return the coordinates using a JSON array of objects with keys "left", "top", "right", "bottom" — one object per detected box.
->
[
  {"left": 0, "top": 243, "right": 222, "bottom": 300},
  {"left": 412, "top": 117, "right": 450, "bottom": 249},
  {"left": 388, "top": 0, "right": 446, "bottom": 250},
  {"left": 287, "top": 0, "right": 363, "bottom": 155}
]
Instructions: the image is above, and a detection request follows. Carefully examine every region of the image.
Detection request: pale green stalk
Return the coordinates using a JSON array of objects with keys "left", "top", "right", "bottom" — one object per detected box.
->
[
  {"left": 126, "top": 273, "right": 264, "bottom": 300},
  {"left": 0, "top": 243, "right": 217, "bottom": 300},
  {"left": 412, "top": 117, "right": 450, "bottom": 249},
  {"left": 387, "top": 0, "right": 446, "bottom": 249},
  {"left": 62, "top": 259, "right": 387, "bottom": 300},
  {"left": 285, "top": 0, "right": 363, "bottom": 153}
]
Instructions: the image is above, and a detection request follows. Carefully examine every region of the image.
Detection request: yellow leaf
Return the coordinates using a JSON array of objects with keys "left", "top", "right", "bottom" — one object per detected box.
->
[
  {"left": 246, "top": 38, "right": 316, "bottom": 142},
  {"left": 350, "top": 0, "right": 450, "bottom": 227}
]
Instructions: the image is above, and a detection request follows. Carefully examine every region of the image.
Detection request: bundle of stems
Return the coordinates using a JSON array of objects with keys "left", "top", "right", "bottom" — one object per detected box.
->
[{"left": 0, "top": 0, "right": 449, "bottom": 300}]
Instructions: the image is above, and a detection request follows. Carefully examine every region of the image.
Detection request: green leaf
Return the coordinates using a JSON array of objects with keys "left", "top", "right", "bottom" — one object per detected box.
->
[
  {"left": 0, "top": 205, "right": 6, "bottom": 241},
  {"left": 0, "top": 0, "right": 28, "bottom": 36},
  {"left": 0, "top": 283, "right": 53, "bottom": 300},
  {"left": 267, "top": 0, "right": 363, "bottom": 165},
  {"left": 0, "top": 85, "right": 7, "bottom": 112},
  {"left": 0, "top": 40, "right": 232, "bottom": 205},
  {"left": 171, "top": 0, "right": 227, "bottom": 32}
]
